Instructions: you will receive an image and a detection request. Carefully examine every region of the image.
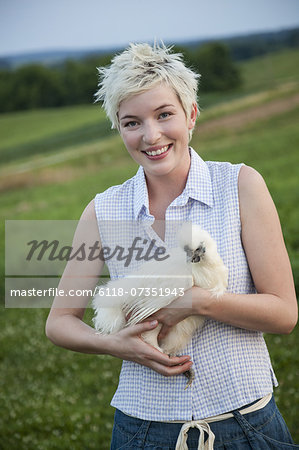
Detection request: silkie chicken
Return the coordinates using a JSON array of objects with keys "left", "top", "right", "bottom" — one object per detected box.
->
[{"left": 92, "top": 223, "right": 228, "bottom": 388}]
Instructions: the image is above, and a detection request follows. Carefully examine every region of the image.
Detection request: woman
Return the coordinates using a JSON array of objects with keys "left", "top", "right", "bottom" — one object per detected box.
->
[{"left": 46, "top": 43, "right": 298, "bottom": 448}]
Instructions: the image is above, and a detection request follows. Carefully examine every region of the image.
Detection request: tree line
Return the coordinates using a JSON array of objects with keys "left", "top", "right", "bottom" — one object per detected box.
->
[{"left": 0, "top": 43, "right": 241, "bottom": 114}]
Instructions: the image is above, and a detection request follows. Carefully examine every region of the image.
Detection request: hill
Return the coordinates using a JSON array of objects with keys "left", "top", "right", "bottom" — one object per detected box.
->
[{"left": 1, "top": 26, "right": 298, "bottom": 69}]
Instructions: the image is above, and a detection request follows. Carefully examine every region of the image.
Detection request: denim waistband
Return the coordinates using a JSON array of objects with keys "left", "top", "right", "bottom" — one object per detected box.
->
[{"left": 174, "top": 394, "right": 272, "bottom": 449}]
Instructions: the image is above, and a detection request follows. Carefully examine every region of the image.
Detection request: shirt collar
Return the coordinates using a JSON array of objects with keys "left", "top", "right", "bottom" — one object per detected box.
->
[
  {"left": 133, "top": 147, "right": 214, "bottom": 219},
  {"left": 180, "top": 147, "right": 214, "bottom": 207},
  {"left": 133, "top": 167, "right": 151, "bottom": 220}
]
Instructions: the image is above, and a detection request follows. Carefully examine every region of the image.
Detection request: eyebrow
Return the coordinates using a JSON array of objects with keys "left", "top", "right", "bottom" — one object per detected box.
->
[
  {"left": 154, "top": 103, "right": 175, "bottom": 111},
  {"left": 119, "top": 104, "right": 175, "bottom": 121},
  {"left": 119, "top": 114, "right": 138, "bottom": 121}
]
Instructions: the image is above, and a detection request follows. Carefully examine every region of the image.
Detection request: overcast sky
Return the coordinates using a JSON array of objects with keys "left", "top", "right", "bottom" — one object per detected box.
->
[{"left": 1, "top": 0, "right": 299, "bottom": 56}]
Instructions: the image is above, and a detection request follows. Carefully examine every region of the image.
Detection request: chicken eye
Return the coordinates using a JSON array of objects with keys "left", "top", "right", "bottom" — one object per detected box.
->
[{"left": 195, "top": 244, "right": 205, "bottom": 254}]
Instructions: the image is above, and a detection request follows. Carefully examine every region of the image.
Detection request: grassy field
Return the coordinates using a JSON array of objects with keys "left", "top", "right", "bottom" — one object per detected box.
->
[{"left": 1, "top": 48, "right": 299, "bottom": 448}]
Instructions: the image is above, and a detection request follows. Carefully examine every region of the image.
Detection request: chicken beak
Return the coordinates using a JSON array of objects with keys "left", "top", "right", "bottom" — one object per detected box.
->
[{"left": 184, "top": 245, "right": 193, "bottom": 263}]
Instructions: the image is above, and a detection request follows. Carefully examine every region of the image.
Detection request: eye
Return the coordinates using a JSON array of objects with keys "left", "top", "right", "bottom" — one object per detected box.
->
[
  {"left": 159, "top": 112, "right": 172, "bottom": 119},
  {"left": 124, "top": 120, "right": 138, "bottom": 128}
]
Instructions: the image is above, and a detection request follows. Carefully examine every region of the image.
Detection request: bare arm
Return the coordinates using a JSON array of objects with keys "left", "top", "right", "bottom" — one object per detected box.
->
[
  {"left": 45, "top": 199, "right": 105, "bottom": 351},
  {"left": 196, "top": 165, "right": 297, "bottom": 333},
  {"left": 45, "top": 200, "right": 193, "bottom": 376},
  {"left": 152, "top": 165, "right": 297, "bottom": 337}
]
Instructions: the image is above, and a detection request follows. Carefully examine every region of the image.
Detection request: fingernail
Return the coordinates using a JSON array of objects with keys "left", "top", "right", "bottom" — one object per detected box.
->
[{"left": 150, "top": 320, "right": 158, "bottom": 327}]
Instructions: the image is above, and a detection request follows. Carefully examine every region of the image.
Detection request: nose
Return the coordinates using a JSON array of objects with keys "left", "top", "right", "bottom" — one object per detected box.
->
[{"left": 142, "top": 120, "right": 161, "bottom": 145}]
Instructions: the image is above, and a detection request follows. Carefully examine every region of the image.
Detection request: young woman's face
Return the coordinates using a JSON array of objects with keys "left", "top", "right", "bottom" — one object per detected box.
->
[{"left": 118, "top": 84, "right": 197, "bottom": 180}]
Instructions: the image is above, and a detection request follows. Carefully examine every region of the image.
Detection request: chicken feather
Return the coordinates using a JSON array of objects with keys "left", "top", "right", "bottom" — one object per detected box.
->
[{"left": 92, "top": 223, "right": 228, "bottom": 386}]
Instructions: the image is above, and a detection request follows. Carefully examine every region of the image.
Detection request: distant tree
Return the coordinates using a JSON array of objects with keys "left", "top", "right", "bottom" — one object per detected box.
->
[
  {"left": 84, "top": 53, "right": 114, "bottom": 102},
  {"left": 60, "top": 54, "right": 111, "bottom": 105},
  {"left": 0, "top": 70, "right": 14, "bottom": 112},
  {"left": 287, "top": 29, "right": 299, "bottom": 48},
  {"left": 172, "top": 44, "right": 195, "bottom": 68},
  {"left": 192, "top": 42, "right": 242, "bottom": 92},
  {"left": 9, "top": 64, "right": 65, "bottom": 110},
  {"left": 0, "top": 52, "right": 115, "bottom": 113},
  {"left": 0, "top": 44, "right": 242, "bottom": 113},
  {"left": 0, "top": 58, "right": 11, "bottom": 70}
]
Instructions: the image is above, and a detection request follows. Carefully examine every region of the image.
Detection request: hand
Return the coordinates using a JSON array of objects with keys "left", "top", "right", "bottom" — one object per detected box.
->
[
  {"left": 106, "top": 320, "right": 193, "bottom": 377},
  {"left": 147, "top": 287, "right": 197, "bottom": 342}
]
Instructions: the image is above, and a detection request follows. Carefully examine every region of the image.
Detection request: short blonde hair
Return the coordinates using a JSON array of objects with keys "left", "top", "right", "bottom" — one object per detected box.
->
[{"left": 95, "top": 42, "right": 200, "bottom": 140}]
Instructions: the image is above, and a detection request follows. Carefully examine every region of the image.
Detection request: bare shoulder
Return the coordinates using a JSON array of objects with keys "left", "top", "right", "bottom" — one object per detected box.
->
[
  {"left": 238, "top": 165, "right": 275, "bottom": 219},
  {"left": 80, "top": 198, "right": 97, "bottom": 220},
  {"left": 238, "top": 164, "right": 267, "bottom": 197},
  {"left": 73, "top": 198, "right": 100, "bottom": 246},
  {"left": 72, "top": 199, "right": 99, "bottom": 242}
]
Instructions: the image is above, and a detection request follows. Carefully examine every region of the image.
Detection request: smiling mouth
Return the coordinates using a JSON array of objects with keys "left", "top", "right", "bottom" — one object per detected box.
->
[{"left": 144, "top": 144, "right": 172, "bottom": 157}]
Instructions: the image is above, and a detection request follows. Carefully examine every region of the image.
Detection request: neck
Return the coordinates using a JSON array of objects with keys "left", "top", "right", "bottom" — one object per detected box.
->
[
  {"left": 147, "top": 173, "right": 187, "bottom": 201},
  {"left": 145, "top": 155, "right": 191, "bottom": 220}
]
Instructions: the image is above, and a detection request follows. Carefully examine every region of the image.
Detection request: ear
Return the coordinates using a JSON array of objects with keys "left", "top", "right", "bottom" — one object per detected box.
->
[{"left": 188, "top": 103, "right": 198, "bottom": 130}]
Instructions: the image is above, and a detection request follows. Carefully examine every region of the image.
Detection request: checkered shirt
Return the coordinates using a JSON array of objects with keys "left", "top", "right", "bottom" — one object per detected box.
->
[{"left": 94, "top": 148, "right": 278, "bottom": 421}]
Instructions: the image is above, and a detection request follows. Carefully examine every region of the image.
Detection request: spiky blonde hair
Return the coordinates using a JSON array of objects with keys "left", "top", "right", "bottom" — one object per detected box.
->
[{"left": 95, "top": 42, "right": 200, "bottom": 140}]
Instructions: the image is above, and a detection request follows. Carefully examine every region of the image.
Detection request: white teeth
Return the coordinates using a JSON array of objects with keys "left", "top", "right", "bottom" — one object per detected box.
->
[{"left": 145, "top": 145, "right": 169, "bottom": 156}]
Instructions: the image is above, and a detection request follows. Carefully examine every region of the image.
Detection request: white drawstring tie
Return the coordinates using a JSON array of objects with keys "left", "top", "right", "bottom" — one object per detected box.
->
[
  {"left": 175, "top": 393, "right": 272, "bottom": 450},
  {"left": 175, "top": 420, "right": 215, "bottom": 450}
]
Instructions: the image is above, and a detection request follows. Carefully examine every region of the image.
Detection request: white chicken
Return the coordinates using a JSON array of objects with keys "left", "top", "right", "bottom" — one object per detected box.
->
[{"left": 92, "top": 223, "right": 228, "bottom": 388}]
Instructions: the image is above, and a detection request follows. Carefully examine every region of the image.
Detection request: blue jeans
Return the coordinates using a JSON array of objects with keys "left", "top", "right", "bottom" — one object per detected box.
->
[{"left": 110, "top": 395, "right": 298, "bottom": 449}]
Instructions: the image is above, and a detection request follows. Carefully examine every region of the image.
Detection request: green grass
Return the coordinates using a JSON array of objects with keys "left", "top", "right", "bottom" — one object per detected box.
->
[
  {"left": 0, "top": 308, "right": 122, "bottom": 450},
  {"left": 240, "top": 48, "right": 299, "bottom": 92},
  {"left": 0, "top": 104, "right": 104, "bottom": 150},
  {"left": 0, "top": 104, "right": 116, "bottom": 165},
  {"left": 199, "top": 47, "right": 299, "bottom": 109},
  {"left": 1, "top": 48, "right": 299, "bottom": 448}
]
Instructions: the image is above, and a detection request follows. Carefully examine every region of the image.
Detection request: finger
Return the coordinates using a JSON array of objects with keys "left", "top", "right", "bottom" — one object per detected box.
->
[
  {"left": 147, "top": 348, "right": 192, "bottom": 367},
  {"left": 124, "top": 322, "right": 192, "bottom": 367},
  {"left": 150, "top": 360, "right": 193, "bottom": 377},
  {"left": 126, "top": 320, "right": 158, "bottom": 336},
  {"left": 128, "top": 332, "right": 191, "bottom": 367},
  {"left": 157, "top": 325, "right": 171, "bottom": 342}
]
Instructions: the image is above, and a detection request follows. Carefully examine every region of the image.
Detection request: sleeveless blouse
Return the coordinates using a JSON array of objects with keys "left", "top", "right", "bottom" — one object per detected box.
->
[{"left": 94, "top": 148, "right": 278, "bottom": 421}]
